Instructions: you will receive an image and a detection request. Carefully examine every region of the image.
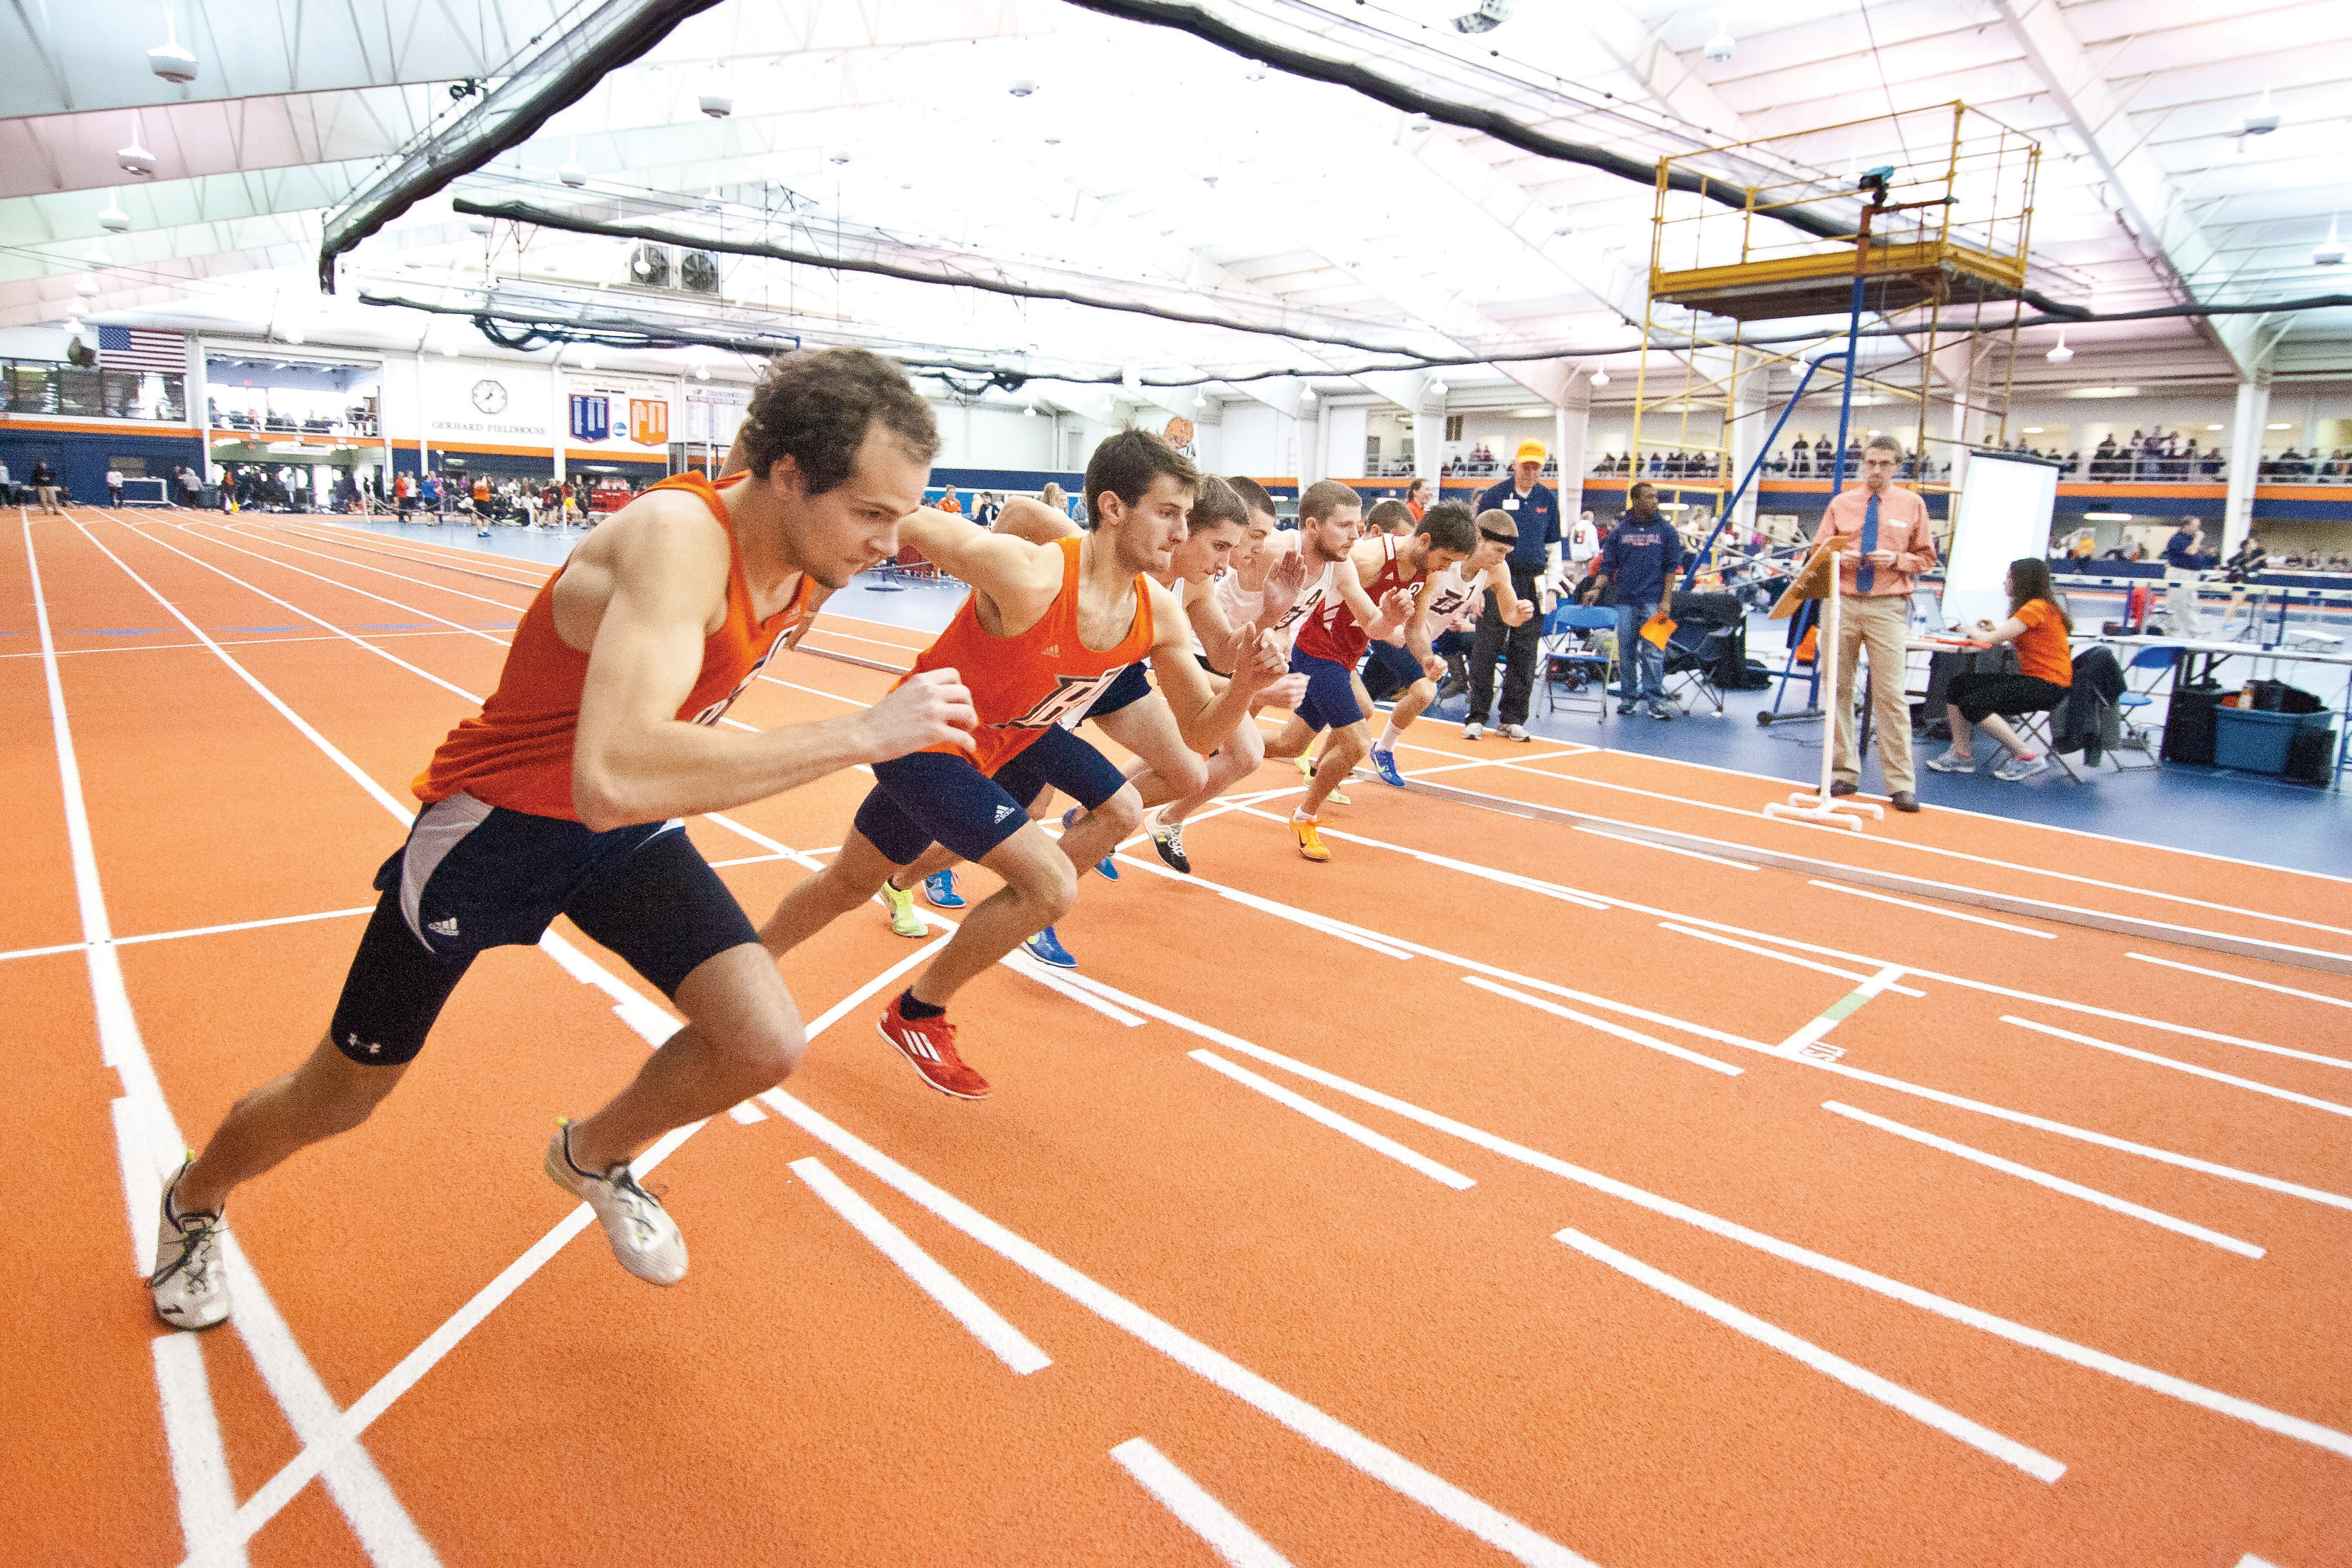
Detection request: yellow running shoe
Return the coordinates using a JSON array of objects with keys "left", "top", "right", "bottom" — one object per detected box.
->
[
  {"left": 879, "top": 879, "right": 929, "bottom": 938},
  {"left": 1291, "top": 814, "right": 1331, "bottom": 862}
]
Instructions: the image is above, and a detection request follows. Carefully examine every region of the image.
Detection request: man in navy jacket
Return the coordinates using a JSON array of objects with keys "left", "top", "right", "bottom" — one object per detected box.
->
[
  {"left": 1590, "top": 483, "right": 1685, "bottom": 718},
  {"left": 1464, "top": 440, "right": 1563, "bottom": 740}
]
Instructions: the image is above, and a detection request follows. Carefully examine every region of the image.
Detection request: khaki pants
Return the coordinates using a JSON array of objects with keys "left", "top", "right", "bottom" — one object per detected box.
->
[
  {"left": 36, "top": 484, "right": 60, "bottom": 513},
  {"left": 1831, "top": 592, "right": 1915, "bottom": 792}
]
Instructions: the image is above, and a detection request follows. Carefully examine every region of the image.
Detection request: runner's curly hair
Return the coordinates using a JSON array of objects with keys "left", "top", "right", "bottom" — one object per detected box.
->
[{"left": 735, "top": 347, "right": 939, "bottom": 496}]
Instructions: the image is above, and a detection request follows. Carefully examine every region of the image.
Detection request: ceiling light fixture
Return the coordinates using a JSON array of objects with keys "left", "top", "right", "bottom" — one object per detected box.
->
[
  {"left": 2045, "top": 333, "right": 2073, "bottom": 363},
  {"left": 827, "top": 149, "right": 851, "bottom": 166},
  {"left": 1008, "top": 78, "right": 1038, "bottom": 97},
  {"left": 1024, "top": 404, "right": 1037, "bottom": 417},
  {"left": 1299, "top": 385, "right": 1316, "bottom": 403},
  {"left": 64, "top": 316, "right": 81, "bottom": 334},
  {"left": 699, "top": 91, "right": 733, "bottom": 119},
  {"left": 1588, "top": 367, "right": 1610, "bottom": 387},
  {"left": 149, "top": 5, "right": 197, "bottom": 83},
  {"left": 1404, "top": 112, "right": 1432, "bottom": 133},
  {"left": 118, "top": 112, "right": 158, "bottom": 177},
  {"left": 1703, "top": 16, "right": 1734, "bottom": 64},
  {"left": 578, "top": 347, "right": 598, "bottom": 371},
  {"left": 2240, "top": 87, "right": 2280, "bottom": 138},
  {"left": 560, "top": 137, "right": 586, "bottom": 188},
  {"left": 2314, "top": 215, "right": 2345, "bottom": 267},
  {"left": 98, "top": 192, "right": 130, "bottom": 232}
]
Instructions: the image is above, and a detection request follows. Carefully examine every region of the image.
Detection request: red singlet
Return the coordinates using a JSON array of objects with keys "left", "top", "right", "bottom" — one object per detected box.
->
[
  {"left": 1292, "top": 534, "right": 1408, "bottom": 666},
  {"left": 901, "top": 536, "right": 1155, "bottom": 776},
  {"left": 413, "top": 470, "right": 817, "bottom": 822}
]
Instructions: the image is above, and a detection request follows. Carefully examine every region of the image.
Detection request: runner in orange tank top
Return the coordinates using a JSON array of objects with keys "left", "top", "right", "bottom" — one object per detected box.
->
[
  {"left": 758, "top": 430, "right": 1288, "bottom": 1101},
  {"left": 149, "top": 350, "right": 975, "bottom": 1329}
]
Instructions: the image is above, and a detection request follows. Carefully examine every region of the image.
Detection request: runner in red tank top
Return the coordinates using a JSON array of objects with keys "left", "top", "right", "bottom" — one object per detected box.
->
[
  {"left": 149, "top": 351, "right": 975, "bottom": 1329},
  {"left": 759, "top": 430, "right": 1287, "bottom": 1100}
]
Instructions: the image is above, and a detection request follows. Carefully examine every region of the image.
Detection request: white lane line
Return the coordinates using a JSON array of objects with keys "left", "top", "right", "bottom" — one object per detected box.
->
[
  {"left": 1188, "top": 1050, "right": 1477, "bottom": 1188},
  {"left": 1007, "top": 950, "right": 1148, "bottom": 1025},
  {"left": 1234, "top": 807, "right": 1610, "bottom": 910},
  {"left": 0, "top": 629, "right": 473, "bottom": 661},
  {"left": 1554, "top": 1227, "right": 2067, "bottom": 1484},
  {"left": 1041, "top": 970, "right": 2352, "bottom": 1466},
  {"left": 151, "top": 1335, "right": 250, "bottom": 1567},
  {"left": 200, "top": 522, "right": 531, "bottom": 611},
  {"left": 2004, "top": 1016, "right": 2352, "bottom": 1120},
  {"left": 1461, "top": 975, "right": 1744, "bottom": 1077},
  {"left": 754, "top": 1091, "right": 1595, "bottom": 1568},
  {"left": 1108, "top": 1438, "right": 1294, "bottom": 1568},
  {"left": 2126, "top": 952, "right": 2352, "bottom": 1012},
  {"left": 40, "top": 516, "right": 441, "bottom": 1568},
  {"left": 1111, "top": 850, "right": 1417, "bottom": 960},
  {"left": 207, "top": 939, "right": 948, "bottom": 1557},
  {"left": 1820, "top": 1102, "right": 2265, "bottom": 1258},
  {"left": 791, "top": 1156, "right": 1053, "bottom": 1374},
  {"left": 1657, "top": 922, "right": 1927, "bottom": 996},
  {"left": 1573, "top": 823, "right": 1758, "bottom": 870},
  {"left": 2237, "top": 1555, "right": 2284, "bottom": 1567},
  {"left": 3, "top": 906, "right": 378, "bottom": 962},
  {"left": 1814, "top": 1058, "right": 2352, "bottom": 1213},
  {"left": 1806, "top": 879, "right": 2057, "bottom": 939}
]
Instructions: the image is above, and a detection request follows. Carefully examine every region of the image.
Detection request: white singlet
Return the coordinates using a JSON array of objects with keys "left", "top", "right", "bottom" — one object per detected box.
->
[
  {"left": 1216, "top": 557, "right": 1331, "bottom": 656},
  {"left": 1422, "top": 559, "right": 1493, "bottom": 633}
]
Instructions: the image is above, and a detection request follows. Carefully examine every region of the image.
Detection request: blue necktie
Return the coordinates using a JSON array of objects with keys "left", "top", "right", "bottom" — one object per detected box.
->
[{"left": 1856, "top": 492, "right": 1880, "bottom": 593}]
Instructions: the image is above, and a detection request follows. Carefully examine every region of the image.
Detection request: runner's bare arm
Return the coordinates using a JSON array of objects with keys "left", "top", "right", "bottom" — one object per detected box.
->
[
  {"left": 571, "top": 508, "right": 973, "bottom": 830},
  {"left": 1491, "top": 561, "right": 1535, "bottom": 626},
  {"left": 1146, "top": 578, "right": 1284, "bottom": 753},
  {"left": 1184, "top": 578, "right": 1247, "bottom": 673},
  {"left": 990, "top": 495, "right": 1078, "bottom": 543},
  {"left": 1327, "top": 554, "right": 1388, "bottom": 636},
  {"left": 899, "top": 508, "right": 1067, "bottom": 627}
]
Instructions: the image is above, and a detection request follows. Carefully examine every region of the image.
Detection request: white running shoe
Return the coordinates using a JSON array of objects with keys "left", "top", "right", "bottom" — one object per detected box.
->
[
  {"left": 544, "top": 1122, "right": 688, "bottom": 1286},
  {"left": 1462, "top": 721, "right": 1485, "bottom": 740},
  {"left": 1502, "top": 723, "right": 1532, "bottom": 742},
  {"left": 1992, "top": 753, "right": 2049, "bottom": 783},
  {"left": 1923, "top": 747, "right": 1976, "bottom": 774},
  {"left": 149, "top": 1159, "right": 230, "bottom": 1329}
]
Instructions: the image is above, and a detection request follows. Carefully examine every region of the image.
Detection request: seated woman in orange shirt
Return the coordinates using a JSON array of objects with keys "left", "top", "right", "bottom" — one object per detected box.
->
[{"left": 1927, "top": 556, "right": 2075, "bottom": 783}]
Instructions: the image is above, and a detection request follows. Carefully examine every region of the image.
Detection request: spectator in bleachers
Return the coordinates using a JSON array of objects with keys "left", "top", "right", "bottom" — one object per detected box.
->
[
  {"left": 973, "top": 490, "right": 1002, "bottom": 526},
  {"left": 937, "top": 484, "right": 963, "bottom": 515},
  {"left": 1407, "top": 475, "right": 1433, "bottom": 521}
]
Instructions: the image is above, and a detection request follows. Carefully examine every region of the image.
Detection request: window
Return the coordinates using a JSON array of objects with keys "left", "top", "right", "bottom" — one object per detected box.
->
[{"left": 1445, "top": 414, "right": 1465, "bottom": 442}]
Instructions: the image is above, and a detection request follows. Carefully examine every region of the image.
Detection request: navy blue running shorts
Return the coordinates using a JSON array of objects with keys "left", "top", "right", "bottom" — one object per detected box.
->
[
  {"left": 328, "top": 792, "right": 757, "bottom": 1065},
  {"left": 1359, "top": 639, "right": 1426, "bottom": 704},
  {"left": 1432, "top": 628, "right": 1472, "bottom": 657},
  {"left": 852, "top": 725, "right": 1128, "bottom": 867},
  {"left": 1287, "top": 645, "right": 1364, "bottom": 733},
  {"left": 1082, "top": 661, "right": 1153, "bottom": 719}
]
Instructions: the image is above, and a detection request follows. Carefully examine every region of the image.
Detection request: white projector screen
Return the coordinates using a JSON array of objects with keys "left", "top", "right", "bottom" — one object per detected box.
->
[{"left": 1939, "top": 454, "right": 2060, "bottom": 631}]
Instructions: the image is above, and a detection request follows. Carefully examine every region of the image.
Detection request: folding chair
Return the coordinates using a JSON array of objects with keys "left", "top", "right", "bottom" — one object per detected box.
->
[
  {"left": 1541, "top": 604, "right": 1617, "bottom": 720},
  {"left": 2010, "top": 703, "right": 2088, "bottom": 783},
  {"left": 1659, "top": 592, "right": 1745, "bottom": 716}
]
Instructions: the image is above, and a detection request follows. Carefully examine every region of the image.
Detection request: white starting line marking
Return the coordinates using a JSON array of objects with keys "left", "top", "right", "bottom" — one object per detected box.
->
[
  {"left": 791, "top": 1156, "right": 1050, "bottom": 1375},
  {"left": 1807, "top": 879, "right": 2058, "bottom": 938},
  {"left": 2004, "top": 1016, "right": 2352, "bottom": 1120},
  {"left": 2126, "top": 952, "right": 2352, "bottom": 1015},
  {"left": 1657, "top": 922, "right": 1926, "bottom": 996},
  {"left": 1109, "top": 1438, "right": 1294, "bottom": 1568},
  {"left": 1462, "top": 975, "right": 1744, "bottom": 1077},
  {"left": 1555, "top": 1226, "right": 2067, "bottom": 1484},
  {"left": 1189, "top": 1050, "right": 1477, "bottom": 1189},
  {"left": 1820, "top": 1102, "right": 2265, "bottom": 1258}
]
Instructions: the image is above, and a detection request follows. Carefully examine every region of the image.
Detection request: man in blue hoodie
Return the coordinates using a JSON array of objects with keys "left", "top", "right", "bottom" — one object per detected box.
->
[{"left": 1588, "top": 483, "right": 1685, "bottom": 719}]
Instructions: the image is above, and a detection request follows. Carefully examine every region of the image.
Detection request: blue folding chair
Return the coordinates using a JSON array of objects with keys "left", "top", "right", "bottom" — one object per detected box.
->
[
  {"left": 1542, "top": 604, "right": 1618, "bottom": 720},
  {"left": 2109, "top": 644, "right": 2176, "bottom": 767}
]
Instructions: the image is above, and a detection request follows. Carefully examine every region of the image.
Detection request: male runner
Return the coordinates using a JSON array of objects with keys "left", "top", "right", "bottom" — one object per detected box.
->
[
  {"left": 1366, "top": 498, "right": 1417, "bottom": 538},
  {"left": 1360, "top": 504, "right": 1532, "bottom": 784},
  {"left": 149, "top": 348, "right": 974, "bottom": 1328},
  {"left": 757, "top": 431, "right": 1285, "bottom": 1099},
  {"left": 1266, "top": 483, "right": 1472, "bottom": 860},
  {"left": 877, "top": 473, "right": 1303, "bottom": 961}
]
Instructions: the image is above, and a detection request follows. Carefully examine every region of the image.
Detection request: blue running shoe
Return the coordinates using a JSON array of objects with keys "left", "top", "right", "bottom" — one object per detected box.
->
[
  {"left": 922, "top": 869, "right": 965, "bottom": 909},
  {"left": 1061, "top": 807, "right": 1117, "bottom": 879},
  {"left": 1023, "top": 926, "right": 1078, "bottom": 969},
  {"left": 1369, "top": 748, "right": 1406, "bottom": 787}
]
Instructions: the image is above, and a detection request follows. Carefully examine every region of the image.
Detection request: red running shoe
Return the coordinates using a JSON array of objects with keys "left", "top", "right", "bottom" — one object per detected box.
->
[{"left": 877, "top": 994, "right": 991, "bottom": 1100}]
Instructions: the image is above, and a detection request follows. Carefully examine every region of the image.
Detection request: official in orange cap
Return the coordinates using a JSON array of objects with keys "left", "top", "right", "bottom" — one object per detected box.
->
[{"left": 1465, "top": 437, "right": 1563, "bottom": 739}]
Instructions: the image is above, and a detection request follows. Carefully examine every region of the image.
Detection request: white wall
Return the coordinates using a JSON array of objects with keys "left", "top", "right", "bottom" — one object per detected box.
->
[{"left": 1220, "top": 402, "right": 1299, "bottom": 475}]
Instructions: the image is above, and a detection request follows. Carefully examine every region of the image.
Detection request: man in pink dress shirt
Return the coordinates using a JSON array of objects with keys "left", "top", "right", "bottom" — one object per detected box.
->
[{"left": 1812, "top": 433, "right": 1938, "bottom": 813}]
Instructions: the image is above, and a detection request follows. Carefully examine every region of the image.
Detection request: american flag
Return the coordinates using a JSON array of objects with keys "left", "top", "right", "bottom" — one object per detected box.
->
[{"left": 96, "top": 325, "right": 185, "bottom": 374}]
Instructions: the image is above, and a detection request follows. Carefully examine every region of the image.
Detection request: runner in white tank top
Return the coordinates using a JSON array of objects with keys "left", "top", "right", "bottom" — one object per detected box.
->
[{"left": 1354, "top": 505, "right": 1532, "bottom": 784}]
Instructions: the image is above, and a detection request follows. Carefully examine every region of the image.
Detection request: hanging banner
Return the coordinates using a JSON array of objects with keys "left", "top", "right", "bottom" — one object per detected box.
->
[
  {"left": 569, "top": 394, "right": 611, "bottom": 443},
  {"left": 630, "top": 398, "right": 669, "bottom": 445}
]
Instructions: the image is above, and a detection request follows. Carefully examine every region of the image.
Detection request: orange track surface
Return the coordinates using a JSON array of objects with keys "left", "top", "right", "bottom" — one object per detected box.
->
[{"left": 10, "top": 511, "right": 2352, "bottom": 1568}]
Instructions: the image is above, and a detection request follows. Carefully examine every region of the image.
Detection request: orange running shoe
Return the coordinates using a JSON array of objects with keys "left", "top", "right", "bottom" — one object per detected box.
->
[
  {"left": 1291, "top": 813, "right": 1331, "bottom": 862},
  {"left": 877, "top": 992, "right": 991, "bottom": 1099}
]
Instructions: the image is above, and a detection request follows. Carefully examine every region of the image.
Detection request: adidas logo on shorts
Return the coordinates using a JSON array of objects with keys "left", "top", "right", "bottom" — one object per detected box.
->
[
  {"left": 428, "top": 916, "right": 459, "bottom": 936},
  {"left": 994, "top": 804, "right": 1017, "bottom": 823}
]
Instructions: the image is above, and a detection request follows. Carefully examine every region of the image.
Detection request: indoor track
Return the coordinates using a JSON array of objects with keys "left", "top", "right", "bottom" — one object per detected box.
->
[{"left": 12, "top": 511, "right": 2352, "bottom": 1568}]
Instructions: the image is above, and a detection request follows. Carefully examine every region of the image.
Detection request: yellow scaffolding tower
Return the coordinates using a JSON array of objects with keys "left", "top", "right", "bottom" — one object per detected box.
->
[{"left": 1630, "top": 103, "right": 2041, "bottom": 578}]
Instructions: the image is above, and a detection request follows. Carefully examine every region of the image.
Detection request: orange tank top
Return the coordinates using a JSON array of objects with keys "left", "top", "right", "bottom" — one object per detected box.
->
[
  {"left": 903, "top": 536, "right": 1155, "bottom": 776},
  {"left": 413, "top": 470, "right": 817, "bottom": 822}
]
